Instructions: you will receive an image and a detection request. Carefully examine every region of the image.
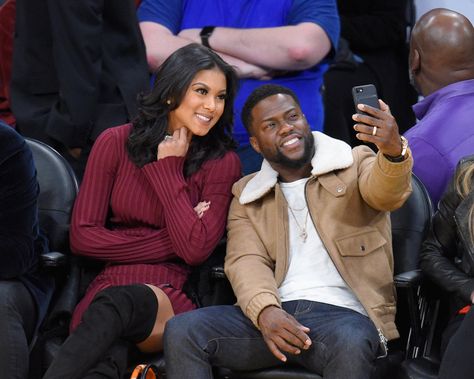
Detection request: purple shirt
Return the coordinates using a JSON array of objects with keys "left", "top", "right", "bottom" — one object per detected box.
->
[{"left": 404, "top": 79, "right": 474, "bottom": 208}]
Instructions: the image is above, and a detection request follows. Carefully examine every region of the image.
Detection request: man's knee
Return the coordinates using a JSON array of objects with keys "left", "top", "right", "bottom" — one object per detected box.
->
[
  {"left": 328, "top": 319, "right": 379, "bottom": 358},
  {"left": 164, "top": 307, "right": 231, "bottom": 353},
  {"left": 164, "top": 311, "right": 201, "bottom": 346}
]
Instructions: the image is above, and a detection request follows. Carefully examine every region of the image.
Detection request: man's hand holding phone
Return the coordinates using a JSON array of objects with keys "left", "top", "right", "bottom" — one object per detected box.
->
[{"left": 352, "top": 85, "right": 406, "bottom": 160}]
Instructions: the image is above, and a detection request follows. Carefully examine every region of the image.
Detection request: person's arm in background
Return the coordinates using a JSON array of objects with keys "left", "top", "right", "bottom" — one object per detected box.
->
[
  {"left": 140, "top": 22, "right": 270, "bottom": 79},
  {"left": 0, "top": 125, "right": 39, "bottom": 278},
  {"left": 138, "top": 0, "right": 270, "bottom": 78},
  {"left": 139, "top": 0, "right": 339, "bottom": 76},
  {"left": 178, "top": 0, "right": 339, "bottom": 71}
]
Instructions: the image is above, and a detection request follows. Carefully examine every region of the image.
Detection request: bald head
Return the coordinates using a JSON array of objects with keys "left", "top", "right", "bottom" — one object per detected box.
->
[{"left": 409, "top": 8, "right": 474, "bottom": 96}]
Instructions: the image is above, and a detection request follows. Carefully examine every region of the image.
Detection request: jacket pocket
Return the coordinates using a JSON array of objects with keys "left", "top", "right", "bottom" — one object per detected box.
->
[{"left": 335, "top": 227, "right": 387, "bottom": 257}]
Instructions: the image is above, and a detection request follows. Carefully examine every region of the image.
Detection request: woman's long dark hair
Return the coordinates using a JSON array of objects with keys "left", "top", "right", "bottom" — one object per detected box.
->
[{"left": 127, "top": 43, "right": 238, "bottom": 176}]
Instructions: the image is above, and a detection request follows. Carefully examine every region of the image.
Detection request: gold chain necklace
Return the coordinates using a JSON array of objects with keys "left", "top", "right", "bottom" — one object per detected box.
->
[{"left": 287, "top": 205, "right": 309, "bottom": 242}]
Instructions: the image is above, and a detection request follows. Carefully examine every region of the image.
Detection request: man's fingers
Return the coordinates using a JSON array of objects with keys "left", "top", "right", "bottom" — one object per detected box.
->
[
  {"left": 265, "top": 339, "right": 287, "bottom": 362},
  {"left": 276, "top": 329, "right": 307, "bottom": 353},
  {"left": 292, "top": 326, "right": 312, "bottom": 349},
  {"left": 285, "top": 319, "right": 312, "bottom": 349},
  {"left": 273, "top": 335, "right": 302, "bottom": 355},
  {"left": 378, "top": 99, "right": 391, "bottom": 114},
  {"left": 356, "top": 103, "right": 386, "bottom": 119}
]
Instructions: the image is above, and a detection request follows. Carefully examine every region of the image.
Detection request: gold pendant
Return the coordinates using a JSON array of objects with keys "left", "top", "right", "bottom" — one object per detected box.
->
[{"left": 301, "top": 230, "right": 307, "bottom": 242}]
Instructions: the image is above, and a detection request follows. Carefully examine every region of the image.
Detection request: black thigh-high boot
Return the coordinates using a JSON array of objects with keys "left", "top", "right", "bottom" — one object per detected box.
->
[
  {"left": 43, "top": 284, "right": 158, "bottom": 379},
  {"left": 82, "top": 340, "right": 131, "bottom": 379}
]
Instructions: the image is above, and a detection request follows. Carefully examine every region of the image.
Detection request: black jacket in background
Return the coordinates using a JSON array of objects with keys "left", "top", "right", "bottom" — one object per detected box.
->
[
  {"left": 10, "top": 0, "right": 149, "bottom": 151},
  {"left": 420, "top": 155, "right": 474, "bottom": 314},
  {"left": 0, "top": 122, "right": 53, "bottom": 326}
]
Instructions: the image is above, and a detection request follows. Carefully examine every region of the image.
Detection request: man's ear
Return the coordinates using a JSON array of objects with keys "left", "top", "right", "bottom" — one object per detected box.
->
[
  {"left": 410, "top": 48, "right": 421, "bottom": 73},
  {"left": 249, "top": 136, "right": 261, "bottom": 153}
]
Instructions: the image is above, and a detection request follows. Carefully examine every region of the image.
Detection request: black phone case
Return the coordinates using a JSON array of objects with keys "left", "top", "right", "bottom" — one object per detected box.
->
[{"left": 352, "top": 84, "right": 380, "bottom": 114}]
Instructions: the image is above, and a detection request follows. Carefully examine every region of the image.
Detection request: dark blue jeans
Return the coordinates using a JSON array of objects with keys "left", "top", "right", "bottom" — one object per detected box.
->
[
  {"left": 164, "top": 301, "right": 380, "bottom": 379},
  {"left": 0, "top": 280, "right": 37, "bottom": 379}
]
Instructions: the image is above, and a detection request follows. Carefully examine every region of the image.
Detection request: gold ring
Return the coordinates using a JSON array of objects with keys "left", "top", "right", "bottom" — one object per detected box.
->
[{"left": 372, "top": 126, "right": 377, "bottom": 136}]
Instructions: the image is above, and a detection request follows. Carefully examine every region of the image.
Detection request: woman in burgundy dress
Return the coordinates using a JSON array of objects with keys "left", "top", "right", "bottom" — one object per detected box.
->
[{"left": 44, "top": 43, "right": 241, "bottom": 379}]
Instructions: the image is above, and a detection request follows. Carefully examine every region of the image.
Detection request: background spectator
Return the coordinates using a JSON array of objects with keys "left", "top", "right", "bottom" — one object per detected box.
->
[
  {"left": 420, "top": 155, "right": 474, "bottom": 379},
  {"left": 403, "top": 8, "right": 474, "bottom": 208},
  {"left": 416, "top": 0, "right": 474, "bottom": 24},
  {"left": 10, "top": 0, "right": 149, "bottom": 179},
  {"left": 0, "top": 121, "right": 54, "bottom": 379},
  {"left": 0, "top": 0, "right": 16, "bottom": 126},
  {"left": 138, "top": 0, "right": 339, "bottom": 174}
]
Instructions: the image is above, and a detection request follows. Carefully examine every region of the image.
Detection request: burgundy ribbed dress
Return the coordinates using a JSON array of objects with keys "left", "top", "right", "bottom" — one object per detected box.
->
[{"left": 69, "top": 124, "right": 241, "bottom": 330}]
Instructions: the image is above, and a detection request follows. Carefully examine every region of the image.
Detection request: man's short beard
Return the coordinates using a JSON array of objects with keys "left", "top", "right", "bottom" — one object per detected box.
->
[{"left": 272, "top": 132, "right": 315, "bottom": 169}]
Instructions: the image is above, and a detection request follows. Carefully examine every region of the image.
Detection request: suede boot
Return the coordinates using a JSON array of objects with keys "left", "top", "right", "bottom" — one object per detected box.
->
[
  {"left": 82, "top": 340, "right": 130, "bottom": 379},
  {"left": 43, "top": 284, "right": 158, "bottom": 379}
]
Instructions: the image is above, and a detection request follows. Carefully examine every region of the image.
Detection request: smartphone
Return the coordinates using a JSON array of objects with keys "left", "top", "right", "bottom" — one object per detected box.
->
[{"left": 352, "top": 84, "right": 380, "bottom": 115}]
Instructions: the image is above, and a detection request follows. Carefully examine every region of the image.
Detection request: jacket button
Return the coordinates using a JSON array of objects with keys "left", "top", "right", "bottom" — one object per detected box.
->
[
  {"left": 360, "top": 245, "right": 366, "bottom": 251},
  {"left": 336, "top": 185, "right": 344, "bottom": 193}
]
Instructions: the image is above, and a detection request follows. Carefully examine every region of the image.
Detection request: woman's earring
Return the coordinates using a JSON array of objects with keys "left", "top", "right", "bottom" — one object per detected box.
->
[{"left": 166, "top": 99, "right": 171, "bottom": 105}]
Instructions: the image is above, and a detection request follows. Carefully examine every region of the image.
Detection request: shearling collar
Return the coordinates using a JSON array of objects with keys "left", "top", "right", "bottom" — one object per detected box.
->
[{"left": 239, "top": 132, "right": 353, "bottom": 204}]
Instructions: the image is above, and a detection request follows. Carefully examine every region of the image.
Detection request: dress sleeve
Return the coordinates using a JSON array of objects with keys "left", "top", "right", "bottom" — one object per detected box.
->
[
  {"left": 142, "top": 151, "right": 241, "bottom": 265},
  {"left": 70, "top": 129, "right": 176, "bottom": 264}
]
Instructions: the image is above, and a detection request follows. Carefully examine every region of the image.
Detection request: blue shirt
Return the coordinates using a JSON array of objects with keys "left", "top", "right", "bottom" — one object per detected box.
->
[
  {"left": 404, "top": 79, "right": 474, "bottom": 208},
  {"left": 138, "top": 0, "right": 339, "bottom": 147}
]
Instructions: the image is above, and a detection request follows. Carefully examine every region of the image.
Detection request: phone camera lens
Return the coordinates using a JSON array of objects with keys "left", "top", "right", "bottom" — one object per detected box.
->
[{"left": 357, "top": 88, "right": 363, "bottom": 93}]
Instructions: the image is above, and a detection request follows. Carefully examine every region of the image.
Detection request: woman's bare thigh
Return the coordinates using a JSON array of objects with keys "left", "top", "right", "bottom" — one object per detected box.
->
[{"left": 136, "top": 284, "right": 175, "bottom": 353}]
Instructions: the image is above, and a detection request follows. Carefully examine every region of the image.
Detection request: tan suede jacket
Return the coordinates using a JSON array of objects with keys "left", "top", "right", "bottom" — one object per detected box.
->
[{"left": 225, "top": 132, "right": 413, "bottom": 341}]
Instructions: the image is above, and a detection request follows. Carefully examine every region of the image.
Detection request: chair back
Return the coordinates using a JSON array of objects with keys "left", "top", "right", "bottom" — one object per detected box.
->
[
  {"left": 391, "top": 174, "right": 433, "bottom": 275},
  {"left": 25, "top": 138, "right": 79, "bottom": 253}
]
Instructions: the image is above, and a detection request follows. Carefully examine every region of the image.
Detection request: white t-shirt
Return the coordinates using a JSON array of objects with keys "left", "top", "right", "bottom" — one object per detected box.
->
[{"left": 278, "top": 178, "right": 366, "bottom": 316}]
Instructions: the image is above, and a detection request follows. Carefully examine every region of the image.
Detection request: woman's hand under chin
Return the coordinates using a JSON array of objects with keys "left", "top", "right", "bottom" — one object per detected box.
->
[{"left": 157, "top": 127, "right": 190, "bottom": 160}]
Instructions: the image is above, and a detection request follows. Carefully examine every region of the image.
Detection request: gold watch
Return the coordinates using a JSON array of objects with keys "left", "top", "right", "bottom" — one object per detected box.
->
[{"left": 385, "top": 136, "right": 408, "bottom": 162}]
